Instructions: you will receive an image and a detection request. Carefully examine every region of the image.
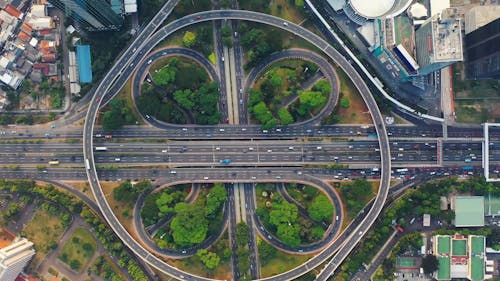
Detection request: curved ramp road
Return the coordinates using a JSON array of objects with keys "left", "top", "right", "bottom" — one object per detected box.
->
[
  {"left": 242, "top": 48, "right": 340, "bottom": 126},
  {"left": 84, "top": 9, "right": 391, "bottom": 281}
]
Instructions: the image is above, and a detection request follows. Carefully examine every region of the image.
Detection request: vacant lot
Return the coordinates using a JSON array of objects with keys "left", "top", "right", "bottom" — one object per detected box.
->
[
  {"left": 23, "top": 208, "right": 67, "bottom": 269},
  {"left": 58, "top": 227, "right": 97, "bottom": 272}
]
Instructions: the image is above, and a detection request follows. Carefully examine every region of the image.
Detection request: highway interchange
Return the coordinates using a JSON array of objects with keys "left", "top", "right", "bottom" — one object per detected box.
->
[
  {"left": 82, "top": 7, "right": 393, "bottom": 281},
  {"left": 2, "top": 1, "right": 498, "bottom": 280}
]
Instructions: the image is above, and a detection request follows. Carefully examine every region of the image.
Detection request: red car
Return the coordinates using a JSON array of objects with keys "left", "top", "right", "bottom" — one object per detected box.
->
[
  {"left": 96, "top": 97, "right": 101, "bottom": 103},
  {"left": 195, "top": 16, "right": 201, "bottom": 20}
]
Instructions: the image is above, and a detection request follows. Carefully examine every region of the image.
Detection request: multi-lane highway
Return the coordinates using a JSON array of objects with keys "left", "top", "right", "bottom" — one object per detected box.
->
[{"left": 79, "top": 8, "right": 393, "bottom": 281}]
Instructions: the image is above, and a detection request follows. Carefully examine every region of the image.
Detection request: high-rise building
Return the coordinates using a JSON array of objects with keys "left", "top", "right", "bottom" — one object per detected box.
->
[
  {"left": 0, "top": 237, "right": 35, "bottom": 281},
  {"left": 414, "top": 9, "right": 463, "bottom": 76},
  {"left": 464, "top": 17, "right": 500, "bottom": 80},
  {"left": 48, "top": 0, "right": 122, "bottom": 31}
]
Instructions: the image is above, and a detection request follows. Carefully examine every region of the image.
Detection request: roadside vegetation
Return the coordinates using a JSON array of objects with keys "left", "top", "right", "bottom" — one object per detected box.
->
[
  {"left": 153, "top": 183, "right": 226, "bottom": 249},
  {"left": 137, "top": 57, "right": 220, "bottom": 125},
  {"left": 249, "top": 60, "right": 330, "bottom": 128},
  {"left": 0, "top": 180, "right": 149, "bottom": 280},
  {"left": 255, "top": 183, "right": 327, "bottom": 246},
  {"left": 58, "top": 227, "right": 97, "bottom": 272},
  {"left": 258, "top": 237, "right": 313, "bottom": 278},
  {"left": 285, "top": 183, "right": 334, "bottom": 224},
  {"left": 332, "top": 179, "right": 376, "bottom": 221},
  {"left": 140, "top": 184, "right": 190, "bottom": 227},
  {"left": 334, "top": 177, "right": 499, "bottom": 280},
  {"left": 170, "top": 232, "right": 232, "bottom": 280}
]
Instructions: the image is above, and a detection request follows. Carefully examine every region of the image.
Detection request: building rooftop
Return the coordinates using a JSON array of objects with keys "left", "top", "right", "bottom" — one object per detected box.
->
[
  {"left": 438, "top": 256, "right": 451, "bottom": 280},
  {"left": 438, "top": 236, "right": 451, "bottom": 255},
  {"left": 464, "top": 5, "right": 500, "bottom": 35},
  {"left": 76, "top": 45, "right": 92, "bottom": 83},
  {"left": 454, "top": 196, "right": 485, "bottom": 227},
  {"left": 349, "top": 0, "right": 395, "bottom": 18},
  {"left": 452, "top": 239, "right": 467, "bottom": 256},
  {"left": 430, "top": 15, "right": 463, "bottom": 62}
]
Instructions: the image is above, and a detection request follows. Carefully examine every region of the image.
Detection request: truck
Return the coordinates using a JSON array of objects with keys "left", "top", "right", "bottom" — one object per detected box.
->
[
  {"left": 95, "top": 147, "right": 108, "bottom": 151},
  {"left": 396, "top": 168, "right": 409, "bottom": 173},
  {"left": 220, "top": 159, "right": 232, "bottom": 164}
]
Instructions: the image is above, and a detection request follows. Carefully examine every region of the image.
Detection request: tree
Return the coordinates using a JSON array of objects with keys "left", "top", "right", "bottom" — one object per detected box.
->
[
  {"left": 340, "top": 97, "right": 350, "bottom": 108},
  {"left": 252, "top": 101, "right": 272, "bottom": 124},
  {"left": 298, "top": 90, "right": 327, "bottom": 111},
  {"left": 258, "top": 241, "right": 276, "bottom": 262},
  {"left": 308, "top": 194, "right": 334, "bottom": 223},
  {"left": 196, "top": 249, "right": 220, "bottom": 270},
  {"left": 156, "top": 192, "right": 175, "bottom": 217},
  {"left": 278, "top": 108, "right": 294, "bottom": 125},
  {"left": 112, "top": 181, "right": 137, "bottom": 203},
  {"left": 235, "top": 222, "right": 249, "bottom": 248},
  {"left": 248, "top": 89, "right": 264, "bottom": 107},
  {"left": 205, "top": 184, "right": 227, "bottom": 218},
  {"left": 422, "top": 255, "right": 439, "bottom": 274},
  {"left": 153, "top": 64, "right": 177, "bottom": 86},
  {"left": 269, "top": 201, "right": 298, "bottom": 226},
  {"left": 170, "top": 202, "right": 208, "bottom": 247},
  {"left": 173, "top": 89, "right": 195, "bottom": 110},
  {"left": 182, "top": 31, "right": 197, "bottom": 47},
  {"left": 276, "top": 223, "right": 301, "bottom": 247}
]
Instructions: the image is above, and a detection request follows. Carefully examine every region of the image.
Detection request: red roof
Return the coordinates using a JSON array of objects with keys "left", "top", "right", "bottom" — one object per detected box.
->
[
  {"left": 17, "top": 31, "right": 31, "bottom": 42},
  {"left": 39, "top": 29, "right": 52, "bottom": 36},
  {"left": 4, "top": 4, "right": 22, "bottom": 19},
  {"left": 41, "top": 53, "right": 56, "bottom": 63},
  {"left": 21, "top": 23, "right": 33, "bottom": 33}
]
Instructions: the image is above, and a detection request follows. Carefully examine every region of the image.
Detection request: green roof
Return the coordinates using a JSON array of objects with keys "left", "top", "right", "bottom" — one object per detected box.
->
[
  {"left": 471, "top": 256, "right": 484, "bottom": 281},
  {"left": 471, "top": 236, "right": 484, "bottom": 254},
  {"left": 437, "top": 256, "right": 451, "bottom": 280},
  {"left": 452, "top": 239, "right": 467, "bottom": 256},
  {"left": 438, "top": 236, "right": 451, "bottom": 255},
  {"left": 485, "top": 195, "right": 500, "bottom": 216},
  {"left": 455, "top": 196, "right": 485, "bottom": 227}
]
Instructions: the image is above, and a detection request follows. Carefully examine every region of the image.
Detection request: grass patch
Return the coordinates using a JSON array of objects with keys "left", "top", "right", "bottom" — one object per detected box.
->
[
  {"left": 58, "top": 227, "right": 97, "bottom": 272},
  {"left": 100, "top": 182, "right": 134, "bottom": 234},
  {"left": 22, "top": 208, "right": 67, "bottom": 270},
  {"left": 269, "top": 0, "right": 305, "bottom": 23},
  {"left": 167, "top": 231, "right": 231, "bottom": 280},
  {"left": 259, "top": 238, "right": 313, "bottom": 278},
  {"left": 322, "top": 67, "right": 373, "bottom": 125}
]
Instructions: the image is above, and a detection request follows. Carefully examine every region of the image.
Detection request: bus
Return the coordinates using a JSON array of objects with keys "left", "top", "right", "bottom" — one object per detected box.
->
[
  {"left": 85, "top": 159, "right": 90, "bottom": 170},
  {"left": 396, "top": 225, "right": 404, "bottom": 233},
  {"left": 462, "top": 166, "right": 474, "bottom": 171},
  {"left": 396, "top": 168, "right": 409, "bottom": 173},
  {"left": 95, "top": 147, "right": 108, "bottom": 151},
  {"left": 48, "top": 159, "right": 60, "bottom": 165}
]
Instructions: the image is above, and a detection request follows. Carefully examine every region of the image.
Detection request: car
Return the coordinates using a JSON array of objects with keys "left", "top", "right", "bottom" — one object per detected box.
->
[
  {"left": 283, "top": 21, "right": 288, "bottom": 26},
  {"left": 262, "top": 130, "right": 268, "bottom": 133},
  {"left": 275, "top": 176, "right": 281, "bottom": 179},
  {"left": 182, "top": 128, "right": 187, "bottom": 131},
  {"left": 288, "top": 146, "right": 294, "bottom": 150},
  {"left": 132, "top": 47, "right": 137, "bottom": 53},
  {"left": 241, "top": 128, "right": 247, "bottom": 131},
  {"left": 221, "top": 56, "right": 225, "bottom": 62},
  {"left": 162, "top": 149, "right": 167, "bottom": 153},
  {"left": 195, "top": 15, "right": 201, "bottom": 19},
  {"left": 316, "top": 146, "right": 322, "bottom": 150},
  {"left": 336, "top": 216, "right": 339, "bottom": 221},
  {"left": 219, "top": 128, "right": 225, "bottom": 132},
  {"left": 95, "top": 134, "right": 102, "bottom": 138},
  {"left": 203, "top": 176, "right": 209, "bottom": 180},
  {"left": 297, "top": 171, "right": 302, "bottom": 175},
  {"left": 115, "top": 158, "right": 121, "bottom": 162},
  {"left": 145, "top": 115, "right": 150, "bottom": 119},
  {"left": 50, "top": 124, "right": 56, "bottom": 128},
  {"left": 267, "top": 149, "right": 272, "bottom": 153},
  {"left": 170, "top": 171, "right": 177, "bottom": 174},
  {"left": 358, "top": 231, "right": 363, "bottom": 235},
  {"left": 251, "top": 176, "right": 256, "bottom": 179},
  {"left": 181, "top": 250, "right": 187, "bottom": 254},
  {"left": 96, "top": 97, "right": 101, "bottom": 103},
  {"left": 147, "top": 59, "right": 152, "bottom": 64},
  {"left": 215, "top": 147, "right": 220, "bottom": 150}
]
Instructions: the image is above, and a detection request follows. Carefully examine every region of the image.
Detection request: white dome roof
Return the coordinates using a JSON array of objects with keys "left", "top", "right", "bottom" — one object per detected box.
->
[{"left": 349, "top": 0, "right": 396, "bottom": 18}]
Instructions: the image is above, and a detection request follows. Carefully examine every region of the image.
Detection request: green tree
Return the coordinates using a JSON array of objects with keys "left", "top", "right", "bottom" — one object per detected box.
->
[
  {"left": 196, "top": 249, "right": 220, "bottom": 270},
  {"left": 252, "top": 101, "right": 272, "bottom": 124},
  {"left": 278, "top": 108, "right": 294, "bottom": 125},
  {"left": 340, "top": 97, "right": 350, "bottom": 108},
  {"left": 205, "top": 184, "right": 227, "bottom": 218},
  {"left": 173, "top": 89, "right": 195, "bottom": 110},
  {"left": 276, "top": 223, "right": 301, "bottom": 247},
  {"left": 235, "top": 222, "right": 249, "bottom": 248},
  {"left": 156, "top": 192, "right": 175, "bottom": 217},
  {"left": 298, "top": 90, "right": 327, "bottom": 111},
  {"left": 112, "top": 181, "right": 137, "bottom": 203},
  {"left": 182, "top": 31, "right": 197, "bottom": 47},
  {"left": 258, "top": 241, "right": 276, "bottom": 262},
  {"left": 170, "top": 202, "right": 208, "bottom": 247},
  {"left": 308, "top": 194, "right": 334, "bottom": 223},
  {"left": 422, "top": 255, "right": 439, "bottom": 274}
]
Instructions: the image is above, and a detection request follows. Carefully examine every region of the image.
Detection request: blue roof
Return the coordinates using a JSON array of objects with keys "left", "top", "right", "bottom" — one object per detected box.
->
[{"left": 76, "top": 45, "right": 92, "bottom": 83}]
